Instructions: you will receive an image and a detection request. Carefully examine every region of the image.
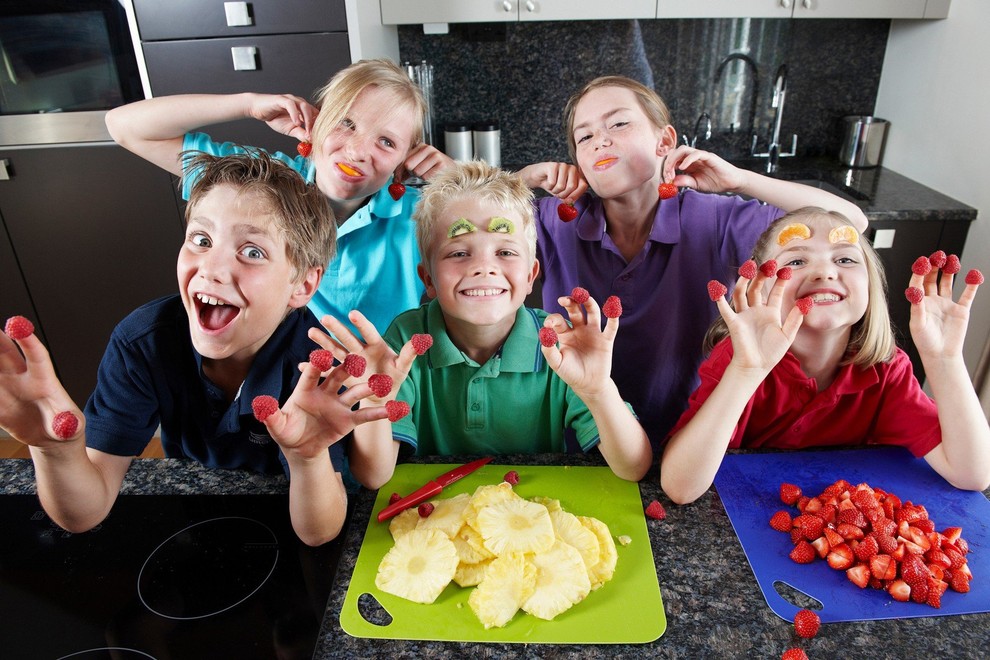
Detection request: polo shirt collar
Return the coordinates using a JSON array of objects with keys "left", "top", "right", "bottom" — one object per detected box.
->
[
  {"left": 575, "top": 192, "right": 681, "bottom": 245},
  {"left": 336, "top": 181, "right": 404, "bottom": 238},
  {"left": 779, "top": 350, "right": 881, "bottom": 395}
]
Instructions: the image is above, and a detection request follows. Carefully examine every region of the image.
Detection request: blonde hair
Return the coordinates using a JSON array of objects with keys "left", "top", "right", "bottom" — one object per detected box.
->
[
  {"left": 413, "top": 160, "right": 536, "bottom": 273},
  {"left": 703, "top": 207, "right": 895, "bottom": 367},
  {"left": 563, "top": 75, "right": 672, "bottom": 164},
  {"left": 184, "top": 150, "right": 336, "bottom": 279},
  {"left": 311, "top": 58, "right": 426, "bottom": 153}
]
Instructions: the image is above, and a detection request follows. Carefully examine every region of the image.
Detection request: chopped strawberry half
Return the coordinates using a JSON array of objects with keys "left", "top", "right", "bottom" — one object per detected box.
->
[
  {"left": 793, "top": 608, "right": 820, "bottom": 639},
  {"left": 769, "top": 510, "right": 792, "bottom": 532},
  {"left": 503, "top": 470, "right": 520, "bottom": 485},
  {"left": 888, "top": 579, "right": 911, "bottom": 602},
  {"left": 569, "top": 286, "right": 590, "bottom": 304},
  {"left": 367, "top": 373, "right": 394, "bottom": 398},
  {"left": 51, "top": 411, "right": 79, "bottom": 440},
  {"left": 602, "top": 296, "right": 623, "bottom": 319},
  {"left": 827, "top": 543, "right": 855, "bottom": 570},
  {"left": 388, "top": 492, "right": 402, "bottom": 505},
  {"left": 759, "top": 259, "right": 778, "bottom": 278},
  {"left": 780, "top": 483, "right": 802, "bottom": 506},
  {"left": 4, "top": 316, "right": 34, "bottom": 341},
  {"left": 387, "top": 181, "right": 406, "bottom": 200},
  {"left": 309, "top": 349, "right": 334, "bottom": 372},
  {"left": 776, "top": 266, "right": 793, "bottom": 281},
  {"left": 557, "top": 203, "right": 579, "bottom": 222},
  {"left": 296, "top": 141, "right": 312, "bottom": 157},
  {"left": 738, "top": 259, "right": 758, "bottom": 280},
  {"left": 538, "top": 326, "right": 558, "bottom": 348},
  {"left": 645, "top": 500, "right": 667, "bottom": 521},
  {"left": 418, "top": 502, "right": 434, "bottom": 518},
  {"left": 251, "top": 395, "right": 279, "bottom": 422},
  {"left": 385, "top": 400, "right": 410, "bottom": 422},
  {"left": 795, "top": 296, "right": 814, "bottom": 315},
  {"left": 411, "top": 333, "right": 434, "bottom": 355},
  {"left": 790, "top": 540, "right": 816, "bottom": 564},
  {"left": 342, "top": 353, "right": 367, "bottom": 378},
  {"left": 854, "top": 535, "right": 879, "bottom": 562},
  {"left": 911, "top": 255, "right": 933, "bottom": 276},
  {"left": 944, "top": 254, "right": 961, "bottom": 275},
  {"left": 965, "top": 269, "right": 984, "bottom": 285},
  {"left": 846, "top": 563, "right": 871, "bottom": 588}
]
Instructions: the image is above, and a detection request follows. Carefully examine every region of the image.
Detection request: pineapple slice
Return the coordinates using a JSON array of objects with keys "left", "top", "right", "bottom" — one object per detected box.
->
[
  {"left": 388, "top": 507, "right": 420, "bottom": 540},
  {"left": 453, "top": 524, "right": 496, "bottom": 565},
  {"left": 417, "top": 492, "right": 471, "bottom": 539},
  {"left": 549, "top": 509, "right": 601, "bottom": 572},
  {"left": 453, "top": 558, "right": 492, "bottom": 588},
  {"left": 522, "top": 540, "right": 592, "bottom": 620},
  {"left": 476, "top": 499, "right": 554, "bottom": 556},
  {"left": 577, "top": 516, "right": 617, "bottom": 589},
  {"left": 468, "top": 553, "right": 536, "bottom": 628},
  {"left": 464, "top": 482, "right": 521, "bottom": 531},
  {"left": 375, "top": 528, "right": 458, "bottom": 604},
  {"left": 531, "top": 495, "right": 562, "bottom": 513}
]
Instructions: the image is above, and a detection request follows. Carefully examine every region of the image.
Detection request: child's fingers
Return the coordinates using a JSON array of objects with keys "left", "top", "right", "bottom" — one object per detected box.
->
[
  {"left": 956, "top": 281, "right": 981, "bottom": 310},
  {"left": 338, "top": 382, "right": 374, "bottom": 408},
  {"left": 347, "top": 310, "right": 384, "bottom": 346},
  {"left": 394, "top": 342, "right": 419, "bottom": 376},
  {"left": 732, "top": 276, "right": 752, "bottom": 312},
  {"left": 555, "top": 296, "right": 587, "bottom": 328},
  {"left": 582, "top": 295, "right": 603, "bottom": 329},
  {"left": 780, "top": 306, "right": 806, "bottom": 343},
  {"left": 714, "top": 295, "right": 736, "bottom": 324},
  {"left": 308, "top": 325, "right": 348, "bottom": 357},
  {"left": 540, "top": 343, "right": 563, "bottom": 372},
  {"left": 765, "top": 276, "right": 788, "bottom": 310},
  {"left": 318, "top": 314, "right": 366, "bottom": 354},
  {"left": 350, "top": 404, "right": 391, "bottom": 427},
  {"left": 601, "top": 315, "right": 620, "bottom": 342},
  {"left": 542, "top": 313, "right": 570, "bottom": 336}
]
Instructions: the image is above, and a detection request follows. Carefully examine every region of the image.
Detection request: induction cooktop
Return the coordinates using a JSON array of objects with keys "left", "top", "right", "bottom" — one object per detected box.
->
[{"left": 0, "top": 494, "right": 345, "bottom": 660}]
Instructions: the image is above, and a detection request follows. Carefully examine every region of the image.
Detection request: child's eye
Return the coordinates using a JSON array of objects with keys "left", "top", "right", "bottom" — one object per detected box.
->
[
  {"left": 783, "top": 258, "right": 805, "bottom": 267},
  {"left": 610, "top": 121, "right": 629, "bottom": 130},
  {"left": 496, "top": 249, "right": 518, "bottom": 257},
  {"left": 576, "top": 133, "right": 592, "bottom": 145},
  {"left": 189, "top": 234, "right": 211, "bottom": 248},
  {"left": 445, "top": 250, "right": 468, "bottom": 259},
  {"left": 836, "top": 256, "right": 859, "bottom": 265},
  {"left": 340, "top": 118, "right": 355, "bottom": 130},
  {"left": 379, "top": 136, "right": 396, "bottom": 149},
  {"left": 241, "top": 246, "right": 266, "bottom": 260}
]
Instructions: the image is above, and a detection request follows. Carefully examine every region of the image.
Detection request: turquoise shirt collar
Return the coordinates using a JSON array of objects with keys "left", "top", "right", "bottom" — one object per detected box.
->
[{"left": 336, "top": 179, "right": 406, "bottom": 238}]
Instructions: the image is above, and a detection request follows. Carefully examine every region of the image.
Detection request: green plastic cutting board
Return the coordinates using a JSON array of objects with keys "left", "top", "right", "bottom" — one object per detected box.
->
[{"left": 340, "top": 463, "right": 665, "bottom": 643}]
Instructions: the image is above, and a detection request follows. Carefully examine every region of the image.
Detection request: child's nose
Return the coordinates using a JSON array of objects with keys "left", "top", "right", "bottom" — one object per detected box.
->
[{"left": 199, "top": 251, "right": 232, "bottom": 283}]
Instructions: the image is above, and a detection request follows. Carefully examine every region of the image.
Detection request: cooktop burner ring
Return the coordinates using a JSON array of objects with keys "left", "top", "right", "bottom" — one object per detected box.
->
[{"left": 57, "top": 648, "right": 158, "bottom": 660}]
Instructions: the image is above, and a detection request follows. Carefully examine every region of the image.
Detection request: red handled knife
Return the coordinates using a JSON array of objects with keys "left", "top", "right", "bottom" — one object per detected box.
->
[{"left": 376, "top": 456, "right": 494, "bottom": 522}]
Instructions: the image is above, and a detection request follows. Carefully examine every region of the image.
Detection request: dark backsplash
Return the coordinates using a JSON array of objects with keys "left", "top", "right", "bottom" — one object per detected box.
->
[{"left": 398, "top": 18, "right": 888, "bottom": 166}]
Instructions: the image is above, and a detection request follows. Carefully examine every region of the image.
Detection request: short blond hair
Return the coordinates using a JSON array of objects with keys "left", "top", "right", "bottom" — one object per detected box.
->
[
  {"left": 563, "top": 75, "right": 672, "bottom": 164},
  {"left": 183, "top": 150, "right": 336, "bottom": 279},
  {"left": 311, "top": 58, "right": 426, "bottom": 153},
  {"left": 413, "top": 160, "right": 536, "bottom": 273}
]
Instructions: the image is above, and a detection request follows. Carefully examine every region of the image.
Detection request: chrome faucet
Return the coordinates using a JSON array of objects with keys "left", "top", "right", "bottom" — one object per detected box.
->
[{"left": 751, "top": 64, "right": 797, "bottom": 173}]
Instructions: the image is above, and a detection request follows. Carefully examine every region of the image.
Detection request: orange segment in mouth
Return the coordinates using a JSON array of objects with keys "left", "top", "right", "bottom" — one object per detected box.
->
[
  {"left": 337, "top": 163, "right": 362, "bottom": 177},
  {"left": 595, "top": 157, "right": 616, "bottom": 167}
]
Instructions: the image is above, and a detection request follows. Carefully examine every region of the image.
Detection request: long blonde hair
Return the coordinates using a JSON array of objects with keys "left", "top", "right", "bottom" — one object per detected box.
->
[{"left": 703, "top": 207, "right": 895, "bottom": 367}]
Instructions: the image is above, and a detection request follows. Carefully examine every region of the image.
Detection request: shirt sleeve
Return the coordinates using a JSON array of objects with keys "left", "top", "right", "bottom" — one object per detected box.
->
[{"left": 868, "top": 350, "right": 942, "bottom": 457}]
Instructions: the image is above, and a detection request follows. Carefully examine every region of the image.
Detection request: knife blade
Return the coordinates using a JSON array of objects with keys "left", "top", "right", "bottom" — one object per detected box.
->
[{"left": 376, "top": 456, "right": 494, "bottom": 522}]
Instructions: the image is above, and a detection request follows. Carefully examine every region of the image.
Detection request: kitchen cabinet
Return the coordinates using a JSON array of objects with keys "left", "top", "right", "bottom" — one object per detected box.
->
[
  {"left": 656, "top": 0, "right": 949, "bottom": 19},
  {"left": 380, "top": 0, "right": 658, "bottom": 24},
  {"left": 0, "top": 144, "right": 183, "bottom": 404},
  {"left": 0, "top": 212, "right": 46, "bottom": 347}
]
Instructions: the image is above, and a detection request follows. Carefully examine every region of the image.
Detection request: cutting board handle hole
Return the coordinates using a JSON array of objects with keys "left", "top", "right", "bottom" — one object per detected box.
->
[
  {"left": 772, "top": 580, "right": 823, "bottom": 610},
  {"left": 357, "top": 592, "right": 393, "bottom": 627}
]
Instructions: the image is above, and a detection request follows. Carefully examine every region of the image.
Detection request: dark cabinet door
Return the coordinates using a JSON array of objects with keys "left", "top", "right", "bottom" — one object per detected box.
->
[
  {"left": 0, "top": 145, "right": 184, "bottom": 404},
  {"left": 0, "top": 215, "right": 47, "bottom": 346},
  {"left": 133, "top": 0, "right": 346, "bottom": 41}
]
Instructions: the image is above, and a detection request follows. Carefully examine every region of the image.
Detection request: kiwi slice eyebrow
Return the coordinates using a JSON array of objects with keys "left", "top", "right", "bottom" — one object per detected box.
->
[
  {"left": 447, "top": 218, "right": 477, "bottom": 238},
  {"left": 488, "top": 217, "right": 515, "bottom": 234}
]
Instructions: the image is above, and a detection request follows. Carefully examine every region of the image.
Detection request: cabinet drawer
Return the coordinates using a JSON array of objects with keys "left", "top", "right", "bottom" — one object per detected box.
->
[{"left": 133, "top": 0, "right": 346, "bottom": 40}]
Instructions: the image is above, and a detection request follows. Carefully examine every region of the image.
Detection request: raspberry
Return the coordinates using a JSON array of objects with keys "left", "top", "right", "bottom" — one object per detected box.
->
[
  {"left": 658, "top": 182, "right": 678, "bottom": 200},
  {"left": 296, "top": 141, "right": 312, "bottom": 157},
  {"left": 645, "top": 500, "right": 666, "bottom": 520},
  {"left": 905, "top": 287, "right": 924, "bottom": 305},
  {"left": 738, "top": 259, "right": 758, "bottom": 280},
  {"left": 570, "top": 287, "right": 590, "bottom": 305},
  {"left": 929, "top": 250, "right": 947, "bottom": 269},
  {"left": 769, "top": 510, "right": 792, "bottom": 532},
  {"left": 912, "top": 255, "right": 933, "bottom": 276},
  {"left": 251, "top": 395, "right": 279, "bottom": 422},
  {"left": 368, "top": 373, "right": 393, "bottom": 398},
  {"left": 309, "top": 349, "right": 334, "bottom": 372},
  {"left": 776, "top": 267, "right": 793, "bottom": 281},
  {"left": 418, "top": 502, "right": 434, "bottom": 518},
  {"left": 388, "top": 492, "right": 402, "bottom": 505},
  {"left": 4, "top": 316, "right": 34, "bottom": 341},
  {"left": 602, "top": 296, "right": 623, "bottom": 319},
  {"left": 385, "top": 399, "right": 410, "bottom": 422},
  {"left": 707, "top": 280, "right": 728, "bottom": 301},
  {"left": 944, "top": 254, "right": 961, "bottom": 275},
  {"left": 342, "top": 353, "right": 367, "bottom": 378},
  {"left": 538, "top": 326, "right": 558, "bottom": 348},
  {"left": 503, "top": 470, "right": 520, "bottom": 485},
  {"left": 793, "top": 608, "right": 820, "bottom": 638},
  {"left": 411, "top": 333, "right": 433, "bottom": 355},
  {"left": 759, "top": 259, "right": 778, "bottom": 278},
  {"left": 795, "top": 297, "right": 814, "bottom": 315},
  {"left": 965, "top": 269, "right": 984, "bottom": 285},
  {"left": 51, "top": 411, "right": 78, "bottom": 440}
]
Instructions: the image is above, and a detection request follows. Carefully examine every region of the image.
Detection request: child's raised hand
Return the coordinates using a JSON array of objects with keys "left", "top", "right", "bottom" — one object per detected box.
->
[
  {"left": 246, "top": 93, "right": 319, "bottom": 141},
  {"left": 540, "top": 294, "right": 617, "bottom": 399},
  {"left": 404, "top": 143, "right": 454, "bottom": 181},
  {"left": 663, "top": 146, "right": 746, "bottom": 195},
  {"left": 518, "top": 163, "right": 588, "bottom": 203},
  {"left": 906, "top": 255, "right": 981, "bottom": 359}
]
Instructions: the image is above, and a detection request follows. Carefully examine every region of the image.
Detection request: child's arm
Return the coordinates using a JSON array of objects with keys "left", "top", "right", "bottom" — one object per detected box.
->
[
  {"left": 517, "top": 162, "right": 589, "bottom": 203},
  {"left": 105, "top": 93, "right": 317, "bottom": 175},
  {"left": 0, "top": 326, "right": 132, "bottom": 532},
  {"left": 662, "top": 146, "right": 869, "bottom": 233},
  {"left": 402, "top": 143, "right": 455, "bottom": 181},
  {"left": 907, "top": 265, "right": 990, "bottom": 491},
  {"left": 540, "top": 296, "right": 652, "bottom": 481},
  {"left": 309, "top": 311, "right": 419, "bottom": 490},
  {"left": 661, "top": 272, "right": 806, "bottom": 504}
]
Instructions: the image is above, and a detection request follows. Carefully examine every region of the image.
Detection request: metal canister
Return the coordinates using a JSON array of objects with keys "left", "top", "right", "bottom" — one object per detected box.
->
[
  {"left": 443, "top": 123, "right": 473, "bottom": 162},
  {"left": 839, "top": 116, "right": 889, "bottom": 168},
  {"left": 472, "top": 120, "right": 500, "bottom": 167}
]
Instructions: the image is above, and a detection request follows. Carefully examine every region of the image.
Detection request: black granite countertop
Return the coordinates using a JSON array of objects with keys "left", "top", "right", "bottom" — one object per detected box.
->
[{"left": 7, "top": 455, "right": 979, "bottom": 657}]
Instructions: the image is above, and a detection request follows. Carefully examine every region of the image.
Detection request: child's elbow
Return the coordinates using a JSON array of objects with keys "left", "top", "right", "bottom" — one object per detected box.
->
[
  {"left": 298, "top": 526, "right": 342, "bottom": 547},
  {"left": 950, "top": 473, "right": 990, "bottom": 493},
  {"left": 659, "top": 473, "right": 704, "bottom": 506}
]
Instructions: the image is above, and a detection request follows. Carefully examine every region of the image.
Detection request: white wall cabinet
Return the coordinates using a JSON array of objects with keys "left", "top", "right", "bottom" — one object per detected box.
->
[
  {"left": 656, "top": 0, "right": 949, "bottom": 19},
  {"left": 380, "top": 0, "right": 658, "bottom": 24}
]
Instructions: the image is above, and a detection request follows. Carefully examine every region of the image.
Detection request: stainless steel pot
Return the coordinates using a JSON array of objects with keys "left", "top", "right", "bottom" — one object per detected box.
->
[{"left": 839, "top": 115, "right": 889, "bottom": 168}]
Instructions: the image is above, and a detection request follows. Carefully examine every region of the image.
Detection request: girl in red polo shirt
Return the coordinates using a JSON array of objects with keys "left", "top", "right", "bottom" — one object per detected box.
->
[{"left": 661, "top": 207, "right": 990, "bottom": 505}]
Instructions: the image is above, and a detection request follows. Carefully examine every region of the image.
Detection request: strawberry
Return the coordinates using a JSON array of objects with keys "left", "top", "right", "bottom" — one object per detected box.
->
[
  {"left": 388, "top": 492, "right": 402, "bottom": 505},
  {"left": 557, "top": 202, "right": 579, "bottom": 222},
  {"left": 251, "top": 395, "right": 279, "bottom": 422},
  {"left": 781, "top": 649, "right": 808, "bottom": 660},
  {"left": 776, "top": 266, "right": 793, "bottom": 281},
  {"left": 838, "top": 508, "right": 867, "bottom": 528},
  {"left": 827, "top": 543, "right": 855, "bottom": 570},
  {"left": 824, "top": 527, "right": 845, "bottom": 549},
  {"left": 904, "top": 287, "right": 924, "bottom": 305},
  {"left": 769, "top": 510, "right": 792, "bottom": 532},
  {"left": 385, "top": 399, "right": 410, "bottom": 422},
  {"left": 790, "top": 540, "right": 816, "bottom": 564},
  {"left": 602, "top": 296, "right": 623, "bottom": 319},
  {"left": 928, "top": 250, "right": 947, "bottom": 269},
  {"left": 411, "top": 334, "right": 434, "bottom": 355},
  {"left": 51, "top": 411, "right": 79, "bottom": 440},
  {"left": 309, "top": 349, "right": 334, "bottom": 372},
  {"left": 738, "top": 259, "right": 758, "bottom": 280},
  {"left": 296, "top": 141, "right": 312, "bottom": 157},
  {"left": 780, "top": 483, "right": 802, "bottom": 506},
  {"left": 965, "top": 269, "right": 985, "bottom": 285},
  {"left": 910, "top": 578, "right": 930, "bottom": 604},
  {"left": 569, "top": 286, "right": 590, "bottom": 304},
  {"left": 342, "top": 353, "right": 367, "bottom": 378},
  {"left": 911, "top": 255, "right": 933, "bottom": 276},
  {"left": 810, "top": 537, "right": 830, "bottom": 559},
  {"left": 503, "top": 470, "right": 520, "bottom": 485},
  {"left": 795, "top": 296, "right": 814, "bottom": 315},
  {"left": 795, "top": 515, "right": 824, "bottom": 541},
  {"left": 707, "top": 280, "right": 728, "bottom": 302},
  {"left": 759, "top": 259, "right": 778, "bottom": 278},
  {"left": 418, "top": 502, "right": 434, "bottom": 518},
  {"left": 949, "top": 570, "right": 971, "bottom": 593},
  {"left": 870, "top": 555, "right": 897, "bottom": 581},
  {"left": 926, "top": 579, "right": 942, "bottom": 608},
  {"left": 645, "top": 500, "right": 667, "bottom": 521},
  {"left": 793, "top": 608, "right": 820, "bottom": 639},
  {"left": 888, "top": 579, "right": 911, "bottom": 602},
  {"left": 658, "top": 181, "right": 678, "bottom": 200},
  {"left": 4, "top": 316, "right": 34, "bottom": 340},
  {"left": 538, "top": 326, "right": 559, "bottom": 348},
  {"left": 854, "top": 535, "right": 879, "bottom": 562},
  {"left": 388, "top": 181, "right": 406, "bottom": 200},
  {"left": 368, "top": 373, "right": 394, "bottom": 398},
  {"left": 944, "top": 254, "right": 961, "bottom": 275},
  {"left": 846, "top": 563, "right": 871, "bottom": 588}
]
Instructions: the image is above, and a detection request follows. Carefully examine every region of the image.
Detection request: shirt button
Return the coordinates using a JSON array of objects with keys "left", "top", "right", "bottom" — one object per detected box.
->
[{"left": 471, "top": 403, "right": 481, "bottom": 411}]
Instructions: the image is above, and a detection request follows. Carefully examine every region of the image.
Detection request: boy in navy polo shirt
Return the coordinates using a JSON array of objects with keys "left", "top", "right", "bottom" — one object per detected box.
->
[{"left": 0, "top": 152, "right": 390, "bottom": 546}]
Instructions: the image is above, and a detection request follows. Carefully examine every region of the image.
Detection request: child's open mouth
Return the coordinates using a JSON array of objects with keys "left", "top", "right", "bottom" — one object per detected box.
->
[
  {"left": 461, "top": 288, "right": 506, "bottom": 298},
  {"left": 195, "top": 293, "right": 240, "bottom": 331}
]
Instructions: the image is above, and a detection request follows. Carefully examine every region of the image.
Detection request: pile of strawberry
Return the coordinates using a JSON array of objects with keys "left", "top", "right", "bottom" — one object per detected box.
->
[{"left": 770, "top": 479, "right": 972, "bottom": 608}]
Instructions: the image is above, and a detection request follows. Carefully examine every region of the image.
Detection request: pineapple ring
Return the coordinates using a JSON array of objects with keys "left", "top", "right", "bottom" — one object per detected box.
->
[
  {"left": 476, "top": 499, "right": 555, "bottom": 556},
  {"left": 577, "top": 515, "right": 618, "bottom": 589},
  {"left": 550, "top": 509, "right": 602, "bottom": 572},
  {"left": 417, "top": 492, "right": 471, "bottom": 539},
  {"left": 468, "top": 553, "right": 536, "bottom": 629},
  {"left": 522, "top": 540, "right": 592, "bottom": 620},
  {"left": 387, "top": 507, "right": 420, "bottom": 540},
  {"left": 453, "top": 558, "right": 492, "bottom": 588},
  {"left": 375, "top": 528, "right": 458, "bottom": 604}
]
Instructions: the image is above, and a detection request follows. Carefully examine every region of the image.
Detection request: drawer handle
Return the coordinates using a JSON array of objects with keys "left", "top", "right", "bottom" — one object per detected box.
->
[
  {"left": 231, "top": 46, "right": 258, "bottom": 71},
  {"left": 0, "top": 158, "right": 10, "bottom": 181},
  {"left": 502, "top": 1, "right": 513, "bottom": 12},
  {"left": 224, "top": 2, "right": 254, "bottom": 27}
]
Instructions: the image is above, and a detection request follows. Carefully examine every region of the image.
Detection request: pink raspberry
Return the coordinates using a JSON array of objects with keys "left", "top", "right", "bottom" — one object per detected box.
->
[
  {"left": 776, "top": 267, "right": 793, "bottom": 281},
  {"left": 411, "top": 334, "right": 433, "bottom": 355},
  {"left": 51, "top": 411, "right": 79, "bottom": 440},
  {"left": 251, "top": 395, "right": 279, "bottom": 422},
  {"left": 707, "top": 280, "right": 727, "bottom": 302},
  {"left": 965, "top": 269, "right": 985, "bottom": 285},
  {"left": 759, "top": 259, "right": 778, "bottom": 278},
  {"left": 795, "top": 297, "right": 814, "bottom": 315},
  {"left": 645, "top": 500, "right": 667, "bottom": 520},
  {"left": 944, "top": 254, "right": 961, "bottom": 275},
  {"left": 602, "top": 296, "right": 623, "bottom": 319},
  {"left": 342, "top": 353, "right": 367, "bottom": 378},
  {"left": 418, "top": 502, "right": 434, "bottom": 518},
  {"left": 929, "top": 250, "right": 947, "bottom": 269},
  {"left": 738, "top": 259, "right": 758, "bottom": 280},
  {"left": 912, "top": 256, "right": 933, "bottom": 276},
  {"left": 905, "top": 287, "right": 924, "bottom": 305},
  {"left": 385, "top": 399, "right": 410, "bottom": 422},
  {"left": 368, "top": 373, "right": 393, "bottom": 398},
  {"left": 4, "top": 316, "right": 34, "bottom": 341},
  {"left": 538, "top": 326, "right": 558, "bottom": 348},
  {"left": 388, "top": 492, "right": 402, "bottom": 504},
  {"left": 503, "top": 470, "right": 520, "bottom": 485},
  {"left": 309, "top": 349, "right": 334, "bottom": 372},
  {"left": 570, "top": 287, "right": 590, "bottom": 304}
]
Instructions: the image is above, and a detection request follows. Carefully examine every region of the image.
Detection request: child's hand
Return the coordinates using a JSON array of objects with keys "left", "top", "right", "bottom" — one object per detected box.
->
[
  {"left": 0, "top": 323, "right": 83, "bottom": 447},
  {"left": 663, "top": 146, "right": 746, "bottom": 195},
  {"left": 518, "top": 163, "right": 588, "bottom": 203},
  {"left": 404, "top": 143, "right": 454, "bottom": 181},
  {"left": 540, "top": 295, "right": 617, "bottom": 400},
  {"left": 907, "top": 258, "right": 980, "bottom": 360},
  {"left": 245, "top": 93, "right": 319, "bottom": 141}
]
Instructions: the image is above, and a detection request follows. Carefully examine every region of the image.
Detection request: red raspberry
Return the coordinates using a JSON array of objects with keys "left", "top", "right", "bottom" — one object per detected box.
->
[
  {"left": 503, "top": 470, "right": 520, "bottom": 485},
  {"left": 793, "top": 608, "right": 820, "bottom": 639},
  {"left": 385, "top": 399, "right": 410, "bottom": 422},
  {"left": 795, "top": 297, "right": 814, "bottom": 315},
  {"left": 707, "top": 280, "right": 728, "bottom": 301},
  {"left": 738, "top": 259, "right": 758, "bottom": 280},
  {"left": 388, "top": 182, "right": 406, "bottom": 200},
  {"left": 4, "top": 316, "right": 34, "bottom": 340},
  {"left": 912, "top": 255, "right": 933, "bottom": 276},
  {"left": 538, "top": 327, "right": 558, "bottom": 348},
  {"left": 929, "top": 250, "right": 947, "bottom": 269},
  {"left": 645, "top": 500, "right": 666, "bottom": 520},
  {"left": 557, "top": 203, "right": 578, "bottom": 222},
  {"left": 411, "top": 334, "right": 433, "bottom": 355},
  {"left": 418, "top": 502, "right": 434, "bottom": 518},
  {"left": 368, "top": 373, "right": 393, "bottom": 398},
  {"left": 388, "top": 492, "right": 402, "bottom": 505},
  {"left": 769, "top": 510, "right": 792, "bottom": 532},
  {"left": 965, "top": 269, "right": 985, "bottom": 285},
  {"left": 776, "top": 267, "right": 793, "bottom": 281},
  {"left": 309, "top": 349, "right": 334, "bottom": 372},
  {"left": 251, "top": 395, "right": 279, "bottom": 422},
  {"left": 782, "top": 649, "right": 808, "bottom": 660},
  {"left": 658, "top": 182, "right": 678, "bottom": 200},
  {"left": 944, "top": 254, "right": 961, "bottom": 275},
  {"left": 905, "top": 287, "right": 924, "bottom": 305},
  {"left": 602, "top": 296, "right": 623, "bottom": 319},
  {"left": 342, "top": 353, "right": 367, "bottom": 378},
  {"left": 570, "top": 287, "right": 590, "bottom": 305},
  {"left": 296, "top": 141, "right": 312, "bottom": 157},
  {"left": 759, "top": 259, "right": 778, "bottom": 278},
  {"left": 51, "top": 411, "right": 79, "bottom": 440}
]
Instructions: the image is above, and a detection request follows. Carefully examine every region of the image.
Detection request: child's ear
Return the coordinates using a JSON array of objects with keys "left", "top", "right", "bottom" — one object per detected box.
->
[
  {"left": 526, "top": 258, "right": 541, "bottom": 294},
  {"left": 655, "top": 125, "right": 678, "bottom": 157},
  {"left": 288, "top": 267, "right": 322, "bottom": 308},
  {"left": 417, "top": 263, "right": 438, "bottom": 300}
]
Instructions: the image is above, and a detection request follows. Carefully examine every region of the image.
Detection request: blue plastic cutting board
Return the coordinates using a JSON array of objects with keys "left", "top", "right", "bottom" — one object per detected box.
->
[{"left": 713, "top": 447, "right": 990, "bottom": 623}]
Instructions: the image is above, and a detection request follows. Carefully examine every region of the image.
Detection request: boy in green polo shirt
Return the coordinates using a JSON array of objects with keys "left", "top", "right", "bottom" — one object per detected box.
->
[{"left": 315, "top": 161, "right": 652, "bottom": 488}]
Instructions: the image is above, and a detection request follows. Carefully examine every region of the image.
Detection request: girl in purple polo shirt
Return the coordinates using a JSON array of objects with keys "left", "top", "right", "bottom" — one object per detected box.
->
[
  {"left": 519, "top": 76, "right": 868, "bottom": 450},
  {"left": 661, "top": 208, "right": 990, "bottom": 504}
]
